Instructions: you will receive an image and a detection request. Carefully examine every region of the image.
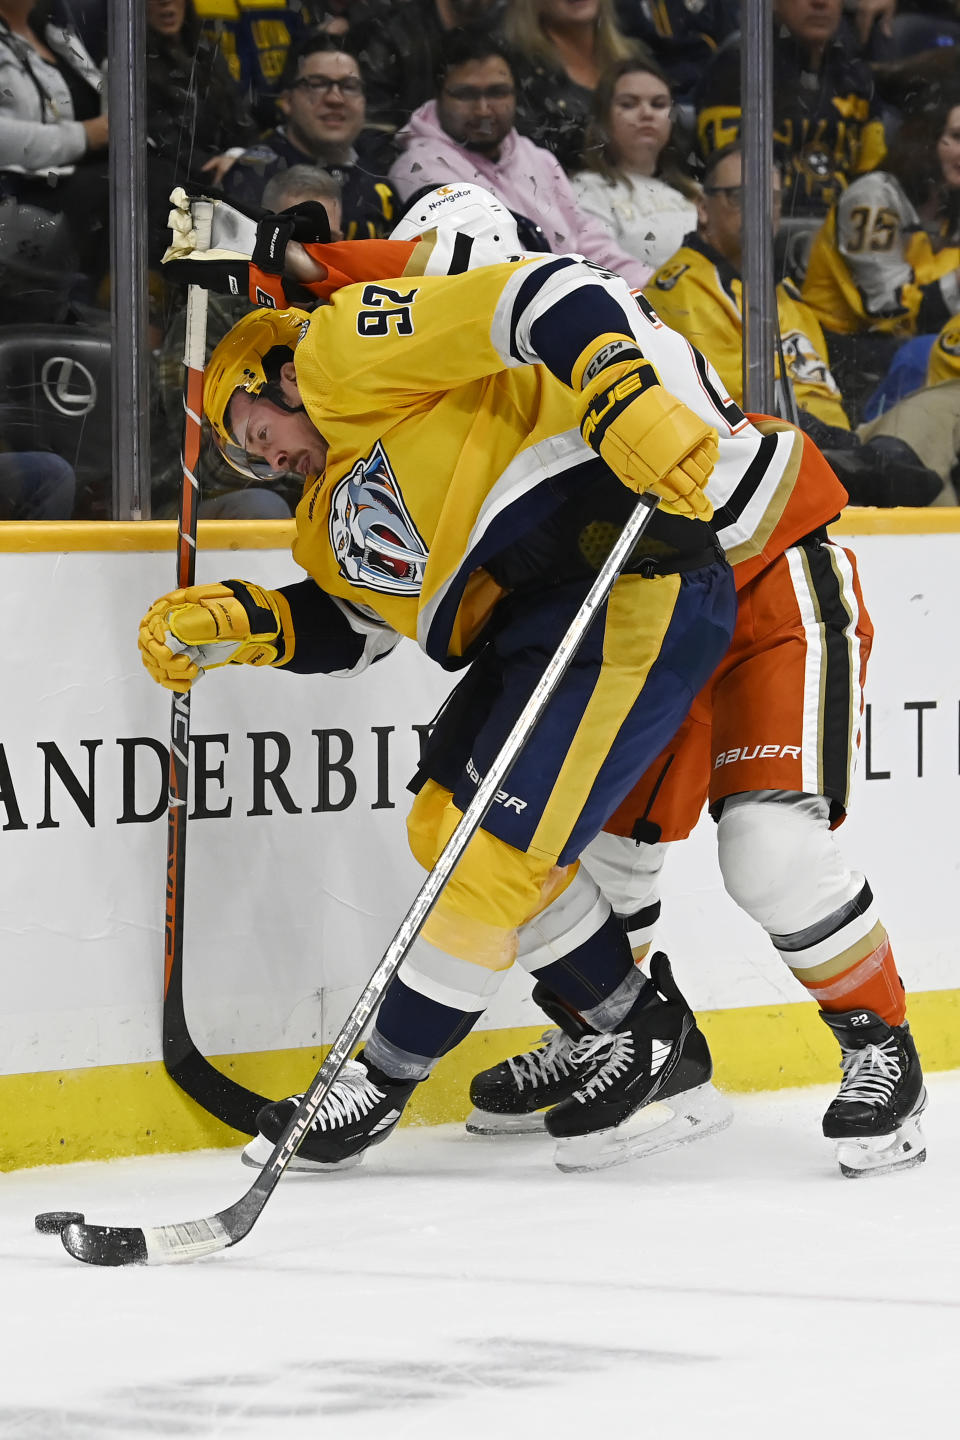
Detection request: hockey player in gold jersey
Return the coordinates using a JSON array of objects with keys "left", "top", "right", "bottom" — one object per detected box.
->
[{"left": 138, "top": 236, "right": 774, "bottom": 1174}]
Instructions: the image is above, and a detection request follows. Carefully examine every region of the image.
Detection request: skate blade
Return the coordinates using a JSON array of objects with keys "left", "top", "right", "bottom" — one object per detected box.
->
[
  {"left": 835, "top": 1114, "right": 927, "bottom": 1179},
  {"left": 554, "top": 1081, "right": 733, "bottom": 1174},
  {"left": 240, "top": 1132, "right": 365, "bottom": 1174},
  {"left": 465, "top": 1107, "right": 547, "bottom": 1136}
]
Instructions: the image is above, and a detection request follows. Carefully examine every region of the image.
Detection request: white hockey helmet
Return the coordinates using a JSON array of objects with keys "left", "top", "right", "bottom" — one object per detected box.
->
[{"left": 390, "top": 182, "right": 521, "bottom": 254}]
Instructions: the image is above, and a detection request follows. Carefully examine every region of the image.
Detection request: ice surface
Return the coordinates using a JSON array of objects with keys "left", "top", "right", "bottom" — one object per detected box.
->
[{"left": 2, "top": 1076, "right": 959, "bottom": 1438}]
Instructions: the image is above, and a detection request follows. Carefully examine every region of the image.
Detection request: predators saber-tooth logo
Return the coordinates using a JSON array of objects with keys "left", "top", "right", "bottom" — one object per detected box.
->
[{"left": 329, "top": 441, "right": 429, "bottom": 597}]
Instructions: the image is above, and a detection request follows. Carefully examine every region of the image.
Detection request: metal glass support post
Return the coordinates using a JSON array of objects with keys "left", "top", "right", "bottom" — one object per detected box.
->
[
  {"left": 740, "top": 0, "right": 777, "bottom": 415},
  {"left": 108, "top": 0, "right": 151, "bottom": 518}
]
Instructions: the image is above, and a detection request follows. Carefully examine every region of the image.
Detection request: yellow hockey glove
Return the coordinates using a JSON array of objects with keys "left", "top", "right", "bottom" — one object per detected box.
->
[
  {"left": 580, "top": 359, "right": 718, "bottom": 521},
  {"left": 138, "top": 580, "right": 291, "bottom": 692}
]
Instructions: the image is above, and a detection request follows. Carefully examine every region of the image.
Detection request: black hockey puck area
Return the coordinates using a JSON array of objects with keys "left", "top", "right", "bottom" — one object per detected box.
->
[{"left": 35, "top": 1211, "right": 85, "bottom": 1234}]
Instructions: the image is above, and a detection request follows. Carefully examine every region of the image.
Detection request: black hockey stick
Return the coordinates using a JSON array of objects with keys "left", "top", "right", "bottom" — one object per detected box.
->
[
  {"left": 162, "top": 230, "right": 273, "bottom": 1134},
  {"left": 60, "top": 490, "right": 661, "bottom": 1266}
]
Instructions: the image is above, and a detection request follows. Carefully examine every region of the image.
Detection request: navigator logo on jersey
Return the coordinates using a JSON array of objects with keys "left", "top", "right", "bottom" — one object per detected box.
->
[{"left": 328, "top": 441, "right": 429, "bottom": 597}]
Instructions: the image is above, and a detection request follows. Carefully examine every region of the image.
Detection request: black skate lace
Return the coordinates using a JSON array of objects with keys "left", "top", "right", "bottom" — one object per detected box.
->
[
  {"left": 507, "top": 1028, "right": 577, "bottom": 1091},
  {"left": 838, "top": 1037, "right": 901, "bottom": 1105},
  {"left": 569, "top": 1032, "right": 633, "bottom": 1101},
  {"left": 287, "top": 1061, "right": 385, "bottom": 1133}
]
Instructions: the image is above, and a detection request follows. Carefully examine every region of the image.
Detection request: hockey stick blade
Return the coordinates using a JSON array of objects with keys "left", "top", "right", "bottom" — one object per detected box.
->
[
  {"left": 60, "top": 493, "right": 660, "bottom": 1267},
  {"left": 163, "top": 1045, "right": 273, "bottom": 1136}
]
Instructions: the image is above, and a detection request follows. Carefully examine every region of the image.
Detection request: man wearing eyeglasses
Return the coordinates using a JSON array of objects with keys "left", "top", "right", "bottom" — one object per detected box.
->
[
  {"left": 648, "top": 144, "right": 850, "bottom": 433},
  {"left": 643, "top": 144, "right": 941, "bottom": 506},
  {"left": 225, "top": 33, "right": 399, "bottom": 239},
  {"left": 389, "top": 31, "right": 653, "bottom": 288}
]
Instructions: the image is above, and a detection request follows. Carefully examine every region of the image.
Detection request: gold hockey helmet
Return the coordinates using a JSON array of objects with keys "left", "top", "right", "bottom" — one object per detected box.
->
[{"left": 204, "top": 307, "right": 312, "bottom": 480}]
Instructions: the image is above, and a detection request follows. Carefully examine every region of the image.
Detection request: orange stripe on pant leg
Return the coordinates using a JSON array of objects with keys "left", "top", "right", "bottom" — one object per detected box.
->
[{"left": 794, "top": 933, "right": 906, "bottom": 1026}]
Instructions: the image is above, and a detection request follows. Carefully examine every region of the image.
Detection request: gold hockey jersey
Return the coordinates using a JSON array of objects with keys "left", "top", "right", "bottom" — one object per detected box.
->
[
  {"left": 644, "top": 235, "right": 850, "bottom": 429},
  {"left": 283, "top": 253, "right": 818, "bottom": 668}
]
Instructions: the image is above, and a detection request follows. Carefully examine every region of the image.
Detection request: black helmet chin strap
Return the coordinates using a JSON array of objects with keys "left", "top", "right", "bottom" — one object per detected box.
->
[
  {"left": 258, "top": 343, "right": 305, "bottom": 418},
  {"left": 260, "top": 381, "right": 305, "bottom": 417}
]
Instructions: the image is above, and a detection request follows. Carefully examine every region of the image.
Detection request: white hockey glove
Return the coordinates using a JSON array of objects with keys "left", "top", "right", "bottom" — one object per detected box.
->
[{"left": 162, "top": 184, "right": 331, "bottom": 305}]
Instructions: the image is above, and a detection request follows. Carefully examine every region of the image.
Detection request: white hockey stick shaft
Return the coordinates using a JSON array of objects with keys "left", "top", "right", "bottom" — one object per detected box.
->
[
  {"left": 266, "top": 492, "right": 661, "bottom": 1178},
  {"left": 62, "top": 489, "right": 661, "bottom": 1264}
]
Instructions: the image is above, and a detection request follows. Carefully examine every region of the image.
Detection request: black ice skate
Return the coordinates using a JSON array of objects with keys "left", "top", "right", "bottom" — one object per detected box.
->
[
  {"left": 466, "top": 983, "right": 602, "bottom": 1135},
  {"left": 545, "top": 952, "right": 733, "bottom": 1172},
  {"left": 241, "top": 1053, "right": 418, "bottom": 1173},
  {"left": 820, "top": 1008, "right": 927, "bottom": 1178}
]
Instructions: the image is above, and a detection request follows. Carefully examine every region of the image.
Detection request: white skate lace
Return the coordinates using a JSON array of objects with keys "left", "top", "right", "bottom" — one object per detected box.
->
[
  {"left": 838, "top": 1038, "right": 901, "bottom": 1105},
  {"left": 568, "top": 1031, "right": 676, "bottom": 1103},
  {"left": 286, "top": 1061, "right": 385, "bottom": 1134},
  {"left": 569, "top": 1032, "right": 633, "bottom": 1101},
  {"left": 507, "top": 1029, "right": 578, "bottom": 1091}
]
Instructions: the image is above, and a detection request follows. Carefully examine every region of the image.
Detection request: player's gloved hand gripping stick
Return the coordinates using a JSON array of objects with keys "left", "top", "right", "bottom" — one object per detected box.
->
[
  {"left": 53, "top": 489, "right": 661, "bottom": 1267},
  {"left": 162, "top": 184, "right": 332, "bottom": 306}
]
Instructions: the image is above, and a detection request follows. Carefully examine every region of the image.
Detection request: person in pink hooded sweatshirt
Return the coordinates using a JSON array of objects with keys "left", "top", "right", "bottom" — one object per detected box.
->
[{"left": 387, "top": 29, "right": 653, "bottom": 289}]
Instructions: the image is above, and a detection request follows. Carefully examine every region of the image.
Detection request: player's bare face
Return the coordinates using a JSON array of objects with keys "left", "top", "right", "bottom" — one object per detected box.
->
[
  {"left": 282, "top": 52, "right": 365, "bottom": 157},
  {"left": 438, "top": 57, "right": 516, "bottom": 156},
  {"left": 229, "top": 390, "right": 328, "bottom": 481},
  {"left": 937, "top": 107, "right": 960, "bottom": 189},
  {"left": 608, "top": 70, "right": 673, "bottom": 175}
]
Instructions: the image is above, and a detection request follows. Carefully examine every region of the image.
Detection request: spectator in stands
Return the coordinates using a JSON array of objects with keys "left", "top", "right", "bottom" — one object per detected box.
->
[
  {"left": 389, "top": 30, "right": 653, "bottom": 286},
  {"left": 645, "top": 144, "right": 942, "bottom": 504},
  {"left": 614, "top": 0, "right": 739, "bottom": 103},
  {"left": 797, "top": 87, "right": 960, "bottom": 417},
  {"left": 802, "top": 134, "right": 960, "bottom": 341},
  {"left": 145, "top": 0, "right": 259, "bottom": 263},
  {"left": 0, "top": 449, "right": 75, "bottom": 520},
  {"left": 0, "top": 0, "right": 108, "bottom": 284},
  {"left": 192, "top": 0, "right": 320, "bottom": 128},
  {"left": 348, "top": 0, "right": 507, "bottom": 136},
  {"left": 262, "top": 164, "right": 344, "bottom": 237},
  {"left": 504, "top": 0, "right": 644, "bottom": 172},
  {"left": 648, "top": 145, "right": 851, "bottom": 429},
  {"left": 696, "top": 0, "right": 888, "bottom": 216},
  {"left": 226, "top": 33, "right": 399, "bottom": 239},
  {"left": 884, "top": 86, "right": 960, "bottom": 244},
  {"left": 570, "top": 58, "right": 698, "bottom": 269}
]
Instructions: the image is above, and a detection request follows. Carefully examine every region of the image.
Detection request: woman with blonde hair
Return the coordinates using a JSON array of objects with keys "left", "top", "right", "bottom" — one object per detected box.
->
[
  {"left": 504, "top": 0, "right": 644, "bottom": 171},
  {"left": 571, "top": 57, "right": 698, "bottom": 268}
]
